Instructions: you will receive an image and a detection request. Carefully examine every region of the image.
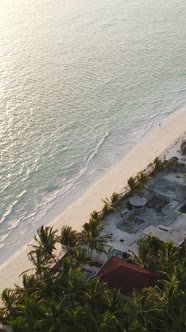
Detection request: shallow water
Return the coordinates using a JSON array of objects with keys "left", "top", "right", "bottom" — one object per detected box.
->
[{"left": 0, "top": 0, "right": 186, "bottom": 262}]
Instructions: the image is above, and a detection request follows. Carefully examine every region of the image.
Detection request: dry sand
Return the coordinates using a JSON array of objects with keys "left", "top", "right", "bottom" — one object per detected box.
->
[{"left": 0, "top": 106, "right": 185, "bottom": 294}]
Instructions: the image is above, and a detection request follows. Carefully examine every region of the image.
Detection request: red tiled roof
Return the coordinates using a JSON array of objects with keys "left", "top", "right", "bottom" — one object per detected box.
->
[{"left": 97, "top": 256, "right": 159, "bottom": 294}]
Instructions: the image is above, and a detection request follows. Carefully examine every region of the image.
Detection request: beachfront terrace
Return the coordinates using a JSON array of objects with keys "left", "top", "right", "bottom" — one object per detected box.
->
[{"left": 101, "top": 165, "right": 186, "bottom": 256}]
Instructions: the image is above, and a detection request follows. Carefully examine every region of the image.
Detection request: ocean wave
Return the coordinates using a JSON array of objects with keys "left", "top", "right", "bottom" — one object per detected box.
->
[{"left": 84, "top": 129, "right": 110, "bottom": 165}]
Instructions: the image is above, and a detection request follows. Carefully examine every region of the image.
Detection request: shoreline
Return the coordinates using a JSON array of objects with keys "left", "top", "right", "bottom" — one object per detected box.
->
[{"left": 0, "top": 106, "right": 186, "bottom": 294}]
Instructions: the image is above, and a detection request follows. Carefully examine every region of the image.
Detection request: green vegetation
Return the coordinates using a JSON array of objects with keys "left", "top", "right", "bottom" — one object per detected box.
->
[
  {"left": 81, "top": 213, "right": 110, "bottom": 258},
  {"left": 102, "top": 193, "right": 123, "bottom": 217},
  {"left": 1, "top": 228, "right": 186, "bottom": 331},
  {"left": 149, "top": 157, "right": 165, "bottom": 175},
  {"left": 127, "top": 171, "right": 151, "bottom": 193},
  {"left": 59, "top": 226, "right": 79, "bottom": 254},
  {"left": 1, "top": 158, "right": 186, "bottom": 331}
]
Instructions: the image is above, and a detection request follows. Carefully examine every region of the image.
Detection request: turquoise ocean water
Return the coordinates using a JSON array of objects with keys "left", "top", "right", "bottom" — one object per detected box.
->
[{"left": 0, "top": 0, "right": 186, "bottom": 263}]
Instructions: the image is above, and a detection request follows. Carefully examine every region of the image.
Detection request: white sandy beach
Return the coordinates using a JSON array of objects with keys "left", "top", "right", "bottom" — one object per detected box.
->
[{"left": 0, "top": 107, "right": 185, "bottom": 295}]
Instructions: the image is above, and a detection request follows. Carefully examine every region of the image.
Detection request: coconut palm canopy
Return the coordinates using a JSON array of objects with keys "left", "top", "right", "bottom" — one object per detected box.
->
[{"left": 1, "top": 227, "right": 186, "bottom": 331}]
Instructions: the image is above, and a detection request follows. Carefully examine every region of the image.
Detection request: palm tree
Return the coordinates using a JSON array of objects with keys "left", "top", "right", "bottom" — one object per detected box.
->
[
  {"left": 136, "top": 172, "right": 151, "bottom": 190},
  {"left": 61, "top": 307, "right": 97, "bottom": 332},
  {"left": 3, "top": 226, "right": 186, "bottom": 332},
  {"left": 158, "top": 241, "right": 179, "bottom": 275},
  {"left": 101, "top": 200, "right": 114, "bottom": 218},
  {"left": 32, "top": 226, "right": 58, "bottom": 263},
  {"left": 90, "top": 210, "right": 103, "bottom": 223},
  {"left": 81, "top": 219, "right": 109, "bottom": 258},
  {"left": 99, "top": 311, "right": 120, "bottom": 332},
  {"left": 84, "top": 278, "right": 108, "bottom": 311},
  {"left": 129, "top": 238, "right": 154, "bottom": 270},
  {"left": 103, "top": 288, "right": 126, "bottom": 315},
  {"left": 58, "top": 226, "right": 79, "bottom": 254},
  {"left": 15, "top": 274, "right": 39, "bottom": 300},
  {"left": 127, "top": 176, "right": 139, "bottom": 193},
  {"left": 34, "top": 299, "right": 65, "bottom": 332},
  {"left": 124, "top": 288, "right": 165, "bottom": 331},
  {"left": 155, "top": 272, "right": 186, "bottom": 331},
  {"left": 70, "top": 246, "right": 87, "bottom": 264},
  {"left": 102, "top": 193, "right": 123, "bottom": 218},
  {"left": 14, "top": 296, "right": 44, "bottom": 332},
  {"left": 1, "top": 288, "right": 18, "bottom": 317},
  {"left": 59, "top": 258, "right": 87, "bottom": 307},
  {"left": 27, "top": 247, "right": 49, "bottom": 277},
  {"left": 150, "top": 157, "right": 165, "bottom": 175},
  {"left": 130, "top": 234, "right": 162, "bottom": 270}
]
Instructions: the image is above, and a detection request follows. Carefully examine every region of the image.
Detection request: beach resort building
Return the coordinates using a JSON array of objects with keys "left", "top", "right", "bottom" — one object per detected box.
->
[{"left": 97, "top": 256, "right": 158, "bottom": 294}]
